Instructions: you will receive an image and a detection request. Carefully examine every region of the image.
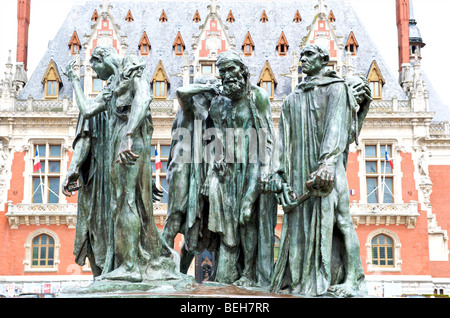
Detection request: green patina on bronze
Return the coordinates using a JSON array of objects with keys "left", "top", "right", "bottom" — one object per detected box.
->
[{"left": 62, "top": 46, "right": 185, "bottom": 289}]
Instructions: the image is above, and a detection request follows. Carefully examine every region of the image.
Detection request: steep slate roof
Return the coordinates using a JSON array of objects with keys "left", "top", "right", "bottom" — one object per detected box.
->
[{"left": 18, "top": 0, "right": 448, "bottom": 121}]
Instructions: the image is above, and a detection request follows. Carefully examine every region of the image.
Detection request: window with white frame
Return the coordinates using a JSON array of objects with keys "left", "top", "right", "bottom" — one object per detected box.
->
[
  {"left": 366, "top": 229, "right": 402, "bottom": 272},
  {"left": 151, "top": 142, "right": 170, "bottom": 204},
  {"left": 31, "top": 142, "right": 63, "bottom": 204},
  {"left": 363, "top": 143, "right": 395, "bottom": 203},
  {"left": 24, "top": 229, "right": 60, "bottom": 272}
]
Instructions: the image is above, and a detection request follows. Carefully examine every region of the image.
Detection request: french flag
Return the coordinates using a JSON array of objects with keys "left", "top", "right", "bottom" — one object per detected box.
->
[
  {"left": 155, "top": 146, "right": 162, "bottom": 171},
  {"left": 385, "top": 150, "right": 394, "bottom": 170},
  {"left": 33, "top": 148, "right": 42, "bottom": 172}
]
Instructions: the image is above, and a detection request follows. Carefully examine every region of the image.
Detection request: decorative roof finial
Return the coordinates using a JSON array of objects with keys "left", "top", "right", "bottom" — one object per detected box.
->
[
  {"left": 208, "top": 0, "right": 219, "bottom": 15},
  {"left": 317, "top": 0, "right": 327, "bottom": 15}
]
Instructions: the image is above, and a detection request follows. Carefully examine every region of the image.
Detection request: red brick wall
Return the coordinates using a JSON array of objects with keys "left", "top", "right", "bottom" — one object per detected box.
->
[
  {"left": 428, "top": 165, "right": 450, "bottom": 277},
  {"left": 7, "top": 151, "right": 25, "bottom": 205}
]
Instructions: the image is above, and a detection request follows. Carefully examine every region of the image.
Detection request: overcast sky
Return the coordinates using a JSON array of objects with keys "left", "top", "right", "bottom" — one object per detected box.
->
[{"left": 0, "top": 0, "right": 449, "bottom": 107}]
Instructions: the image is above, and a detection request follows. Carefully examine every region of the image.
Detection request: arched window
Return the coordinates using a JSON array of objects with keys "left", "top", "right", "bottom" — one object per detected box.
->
[
  {"left": 371, "top": 234, "right": 394, "bottom": 267},
  {"left": 24, "top": 229, "right": 60, "bottom": 272},
  {"left": 366, "top": 229, "right": 401, "bottom": 272},
  {"left": 31, "top": 234, "right": 55, "bottom": 268}
]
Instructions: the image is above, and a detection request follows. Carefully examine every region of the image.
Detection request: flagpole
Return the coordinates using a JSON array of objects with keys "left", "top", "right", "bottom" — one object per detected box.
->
[{"left": 381, "top": 145, "right": 387, "bottom": 204}]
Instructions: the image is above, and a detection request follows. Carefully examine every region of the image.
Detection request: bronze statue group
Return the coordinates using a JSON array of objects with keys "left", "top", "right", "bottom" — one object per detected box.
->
[{"left": 62, "top": 43, "right": 372, "bottom": 297}]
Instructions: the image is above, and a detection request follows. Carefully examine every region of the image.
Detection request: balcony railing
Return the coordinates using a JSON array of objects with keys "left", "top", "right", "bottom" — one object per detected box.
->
[
  {"left": 5, "top": 202, "right": 78, "bottom": 229},
  {"left": 350, "top": 201, "right": 420, "bottom": 229}
]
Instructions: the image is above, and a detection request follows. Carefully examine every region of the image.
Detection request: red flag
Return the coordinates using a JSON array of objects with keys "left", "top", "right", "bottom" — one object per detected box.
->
[
  {"left": 33, "top": 148, "right": 42, "bottom": 172},
  {"left": 155, "top": 147, "right": 162, "bottom": 171}
]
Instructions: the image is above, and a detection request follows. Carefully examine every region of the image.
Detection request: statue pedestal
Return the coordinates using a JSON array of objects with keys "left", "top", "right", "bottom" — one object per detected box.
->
[{"left": 58, "top": 278, "right": 297, "bottom": 298}]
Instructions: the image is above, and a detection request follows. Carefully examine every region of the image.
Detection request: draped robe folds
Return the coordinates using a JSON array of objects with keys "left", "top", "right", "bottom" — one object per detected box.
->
[
  {"left": 164, "top": 93, "right": 217, "bottom": 254},
  {"left": 270, "top": 76, "right": 366, "bottom": 295},
  {"left": 72, "top": 112, "right": 111, "bottom": 274},
  {"left": 207, "top": 88, "right": 278, "bottom": 286},
  {"left": 102, "top": 54, "right": 178, "bottom": 278}
]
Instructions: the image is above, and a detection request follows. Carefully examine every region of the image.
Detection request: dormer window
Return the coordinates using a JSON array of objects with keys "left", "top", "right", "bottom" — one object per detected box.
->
[
  {"left": 125, "top": 9, "right": 134, "bottom": 22},
  {"left": 260, "top": 10, "right": 268, "bottom": 23},
  {"left": 68, "top": 31, "right": 81, "bottom": 55},
  {"left": 258, "top": 60, "right": 277, "bottom": 100},
  {"left": 193, "top": 10, "right": 201, "bottom": 23},
  {"left": 345, "top": 31, "right": 359, "bottom": 56},
  {"left": 242, "top": 31, "right": 255, "bottom": 56},
  {"left": 139, "top": 31, "right": 151, "bottom": 56},
  {"left": 276, "top": 31, "right": 289, "bottom": 56},
  {"left": 173, "top": 31, "right": 185, "bottom": 56},
  {"left": 367, "top": 60, "right": 385, "bottom": 100},
  {"left": 41, "top": 59, "right": 62, "bottom": 100},
  {"left": 152, "top": 60, "right": 170, "bottom": 100},
  {"left": 91, "top": 9, "right": 98, "bottom": 22},
  {"left": 293, "top": 10, "right": 302, "bottom": 23},
  {"left": 160, "top": 9, "right": 168, "bottom": 23},
  {"left": 226, "top": 10, "right": 235, "bottom": 23},
  {"left": 328, "top": 10, "right": 336, "bottom": 23}
]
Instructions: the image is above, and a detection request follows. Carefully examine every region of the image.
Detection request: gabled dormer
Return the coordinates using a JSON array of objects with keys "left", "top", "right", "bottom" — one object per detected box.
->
[
  {"left": 173, "top": 31, "right": 185, "bottom": 56},
  {"left": 300, "top": 5, "right": 343, "bottom": 74},
  {"left": 41, "top": 59, "right": 62, "bottom": 100},
  {"left": 293, "top": 10, "right": 302, "bottom": 23},
  {"left": 328, "top": 10, "right": 336, "bottom": 23},
  {"left": 242, "top": 31, "right": 255, "bottom": 56},
  {"left": 367, "top": 60, "right": 385, "bottom": 100},
  {"left": 139, "top": 31, "right": 151, "bottom": 56},
  {"left": 345, "top": 31, "right": 359, "bottom": 56},
  {"left": 193, "top": 10, "right": 201, "bottom": 23},
  {"left": 91, "top": 9, "right": 98, "bottom": 22},
  {"left": 160, "top": 9, "right": 168, "bottom": 23},
  {"left": 151, "top": 60, "right": 170, "bottom": 100},
  {"left": 258, "top": 60, "right": 277, "bottom": 100},
  {"left": 68, "top": 31, "right": 81, "bottom": 55},
  {"left": 276, "top": 31, "right": 289, "bottom": 56},
  {"left": 125, "top": 9, "right": 134, "bottom": 22},
  {"left": 226, "top": 10, "right": 235, "bottom": 23},
  {"left": 260, "top": 10, "right": 268, "bottom": 23}
]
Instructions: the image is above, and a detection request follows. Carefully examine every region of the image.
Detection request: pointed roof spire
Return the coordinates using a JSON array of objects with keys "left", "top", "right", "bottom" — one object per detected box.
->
[{"left": 408, "top": 0, "right": 424, "bottom": 45}]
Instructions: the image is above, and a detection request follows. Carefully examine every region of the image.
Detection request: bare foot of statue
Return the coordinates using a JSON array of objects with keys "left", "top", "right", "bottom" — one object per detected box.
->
[
  {"left": 233, "top": 276, "right": 256, "bottom": 288},
  {"left": 327, "top": 281, "right": 359, "bottom": 298},
  {"left": 101, "top": 265, "right": 142, "bottom": 283}
]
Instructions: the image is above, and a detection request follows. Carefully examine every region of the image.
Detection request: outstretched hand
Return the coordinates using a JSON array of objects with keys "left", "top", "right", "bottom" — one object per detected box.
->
[
  {"left": 63, "top": 60, "right": 80, "bottom": 82},
  {"left": 116, "top": 135, "right": 139, "bottom": 168}
]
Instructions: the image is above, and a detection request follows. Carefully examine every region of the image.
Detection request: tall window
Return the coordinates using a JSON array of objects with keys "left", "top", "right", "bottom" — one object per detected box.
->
[
  {"left": 31, "top": 234, "right": 55, "bottom": 268},
  {"left": 364, "top": 143, "right": 394, "bottom": 203},
  {"left": 47, "top": 81, "right": 57, "bottom": 97},
  {"left": 371, "top": 234, "right": 394, "bottom": 267},
  {"left": 154, "top": 81, "right": 166, "bottom": 99},
  {"left": 152, "top": 142, "right": 170, "bottom": 204},
  {"left": 261, "top": 81, "right": 272, "bottom": 97},
  {"left": 370, "top": 81, "right": 381, "bottom": 99},
  {"left": 32, "top": 143, "right": 62, "bottom": 204}
]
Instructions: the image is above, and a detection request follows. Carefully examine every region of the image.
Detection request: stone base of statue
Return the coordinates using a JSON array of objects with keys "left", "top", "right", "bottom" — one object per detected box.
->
[{"left": 58, "top": 278, "right": 303, "bottom": 298}]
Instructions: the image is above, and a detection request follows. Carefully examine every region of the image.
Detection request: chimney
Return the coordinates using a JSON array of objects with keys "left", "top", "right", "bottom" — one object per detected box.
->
[
  {"left": 395, "top": 0, "right": 410, "bottom": 72},
  {"left": 17, "top": 0, "right": 31, "bottom": 71}
]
